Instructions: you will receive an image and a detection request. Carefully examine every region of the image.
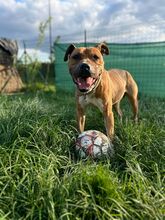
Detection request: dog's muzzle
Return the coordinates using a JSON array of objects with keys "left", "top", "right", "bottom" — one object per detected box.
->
[{"left": 73, "top": 63, "right": 101, "bottom": 94}]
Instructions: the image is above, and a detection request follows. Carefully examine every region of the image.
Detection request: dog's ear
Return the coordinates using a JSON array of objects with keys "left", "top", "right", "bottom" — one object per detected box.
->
[
  {"left": 64, "top": 44, "right": 76, "bottom": 61},
  {"left": 96, "top": 42, "right": 109, "bottom": 55}
]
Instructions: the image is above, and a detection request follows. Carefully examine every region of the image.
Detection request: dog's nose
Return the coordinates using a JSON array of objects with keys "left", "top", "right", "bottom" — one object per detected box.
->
[{"left": 80, "top": 63, "right": 90, "bottom": 72}]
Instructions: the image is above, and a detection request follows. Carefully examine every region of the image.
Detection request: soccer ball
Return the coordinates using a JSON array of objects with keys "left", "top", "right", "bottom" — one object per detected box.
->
[{"left": 75, "top": 130, "right": 114, "bottom": 159}]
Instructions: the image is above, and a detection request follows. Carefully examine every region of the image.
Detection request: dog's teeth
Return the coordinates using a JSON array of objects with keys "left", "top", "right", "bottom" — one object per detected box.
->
[{"left": 76, "top": 77, "right": 95, "bottom": 90}]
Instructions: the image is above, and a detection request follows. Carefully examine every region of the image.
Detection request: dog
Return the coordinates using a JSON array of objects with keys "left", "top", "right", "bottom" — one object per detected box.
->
[{"left": 64, "top": 43, "right": 138, "bottom": 139}]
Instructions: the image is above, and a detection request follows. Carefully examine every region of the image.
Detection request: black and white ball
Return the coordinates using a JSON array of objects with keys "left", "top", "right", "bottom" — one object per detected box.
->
[{"left": 75, "top": 130, "right": 114, "bottom": 159}]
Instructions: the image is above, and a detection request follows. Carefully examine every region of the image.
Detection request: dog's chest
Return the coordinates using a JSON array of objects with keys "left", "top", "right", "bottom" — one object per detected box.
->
[{"left": 78, "top": 94, "right": 104, "bottom": 112}]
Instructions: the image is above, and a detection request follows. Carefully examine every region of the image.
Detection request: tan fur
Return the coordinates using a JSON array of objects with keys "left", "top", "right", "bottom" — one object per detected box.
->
[{"left": 64, "top": 43, "right": 138, "bottom": 139}]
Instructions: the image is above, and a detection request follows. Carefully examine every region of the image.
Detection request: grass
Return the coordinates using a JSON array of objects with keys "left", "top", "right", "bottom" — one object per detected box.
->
[{"left": 0, "top": 90, "right": 164, "bottom": 220}]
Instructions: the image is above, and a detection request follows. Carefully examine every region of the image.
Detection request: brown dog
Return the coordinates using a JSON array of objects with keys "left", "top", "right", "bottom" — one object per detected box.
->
[{"left": 64, "top": 43, "right": 138, "bottom": 139}]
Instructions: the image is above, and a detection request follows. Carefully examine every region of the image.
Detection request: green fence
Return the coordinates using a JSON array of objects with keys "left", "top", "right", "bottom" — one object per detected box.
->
[{"left": 54, "top": 42, "right": 165, "bottom": 97}]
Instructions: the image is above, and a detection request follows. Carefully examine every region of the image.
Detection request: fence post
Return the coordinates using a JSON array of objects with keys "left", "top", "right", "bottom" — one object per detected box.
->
[
  {"left": 84, "top": 29, "right": 87, "bottom": 47},
  {"left": 23, "top": 40, "right": 28, "bottom": 84}
]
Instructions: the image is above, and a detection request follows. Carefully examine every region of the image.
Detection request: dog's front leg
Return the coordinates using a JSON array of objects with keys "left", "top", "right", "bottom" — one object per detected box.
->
[
  {"left": 76, "top": 102, "right": 86, "bottom": 133},
  {"left": 103, "top": 103, "right": 114, "bottom": 140}
]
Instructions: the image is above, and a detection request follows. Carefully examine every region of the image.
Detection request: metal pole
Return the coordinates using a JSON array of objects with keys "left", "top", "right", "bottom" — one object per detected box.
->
[
  {"left": 48, "top": 0, "right": 53, "bottom": 62},
  {"left": 84, "top": 29, "right": 87, "bottom": 47},
  {"left": 23, "top": 40, "right": 28, "bottom": 83}
]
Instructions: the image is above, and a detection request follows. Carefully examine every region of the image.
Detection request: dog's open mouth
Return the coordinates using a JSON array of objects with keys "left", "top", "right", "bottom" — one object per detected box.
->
[{"left": 74, "top": 77, "right": 97, "bottom": 93}]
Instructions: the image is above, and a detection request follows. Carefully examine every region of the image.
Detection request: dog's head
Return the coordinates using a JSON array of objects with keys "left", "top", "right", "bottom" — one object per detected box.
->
[{"left": 64, "top": 43, "right": 109, "bottom": 94}]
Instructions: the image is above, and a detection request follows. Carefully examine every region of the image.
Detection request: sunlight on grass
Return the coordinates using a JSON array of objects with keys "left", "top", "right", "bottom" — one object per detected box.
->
[{"left": 0, "top": 91, "right": 164, "bottom": 219}]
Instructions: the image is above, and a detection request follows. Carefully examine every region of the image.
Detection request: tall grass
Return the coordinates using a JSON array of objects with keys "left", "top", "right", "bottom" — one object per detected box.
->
[{"left": 0, "top": 90, "right": 164, "bottom": 219}]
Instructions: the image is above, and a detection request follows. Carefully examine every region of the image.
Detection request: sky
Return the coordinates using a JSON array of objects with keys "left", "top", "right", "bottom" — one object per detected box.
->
[{"left": 0, "top": 0, "right": 165, "bottom": 61}]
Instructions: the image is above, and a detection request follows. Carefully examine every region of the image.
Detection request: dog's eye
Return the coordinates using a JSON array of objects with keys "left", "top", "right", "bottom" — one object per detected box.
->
[
  {"left": 92, "top": 54, "right": 99, "bottom": 61},
  {"left": 72, "top": 53, "right": 81, "bottom": 60}
]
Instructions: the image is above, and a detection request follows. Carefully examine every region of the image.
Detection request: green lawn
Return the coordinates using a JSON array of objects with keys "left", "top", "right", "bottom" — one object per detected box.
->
[{"left": 0, "top": 90, "right": 164, "bottom": 219}]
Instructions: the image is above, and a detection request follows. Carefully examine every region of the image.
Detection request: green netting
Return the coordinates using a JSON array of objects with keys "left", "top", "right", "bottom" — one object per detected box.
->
[{"left": 54, "top": 42, "right": 165, "bottom": 97}]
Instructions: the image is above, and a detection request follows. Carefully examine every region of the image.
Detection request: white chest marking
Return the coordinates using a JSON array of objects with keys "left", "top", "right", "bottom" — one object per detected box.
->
[{"left": 79, "top": 95, "right": 104, "bottom": 112}]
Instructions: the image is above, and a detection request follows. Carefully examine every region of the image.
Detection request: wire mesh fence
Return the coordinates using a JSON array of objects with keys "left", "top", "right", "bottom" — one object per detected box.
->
[
  {"left": 16, "top": 39, "right": 54, "bottom": 84},
  {"left": 54, "top": 27, "right": 165, "bottom": 98},
  {"left": 17, "top": 38, "right": 51, "bottom": 63}
]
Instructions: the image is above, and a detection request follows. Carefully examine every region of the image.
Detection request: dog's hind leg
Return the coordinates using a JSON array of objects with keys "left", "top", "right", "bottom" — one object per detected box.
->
[
  {"left": 113, "top": 102, "right": 123, "bottom": 123},
  {"left": 125, "top": 72, "right": 138, "bottom": 122},
  {"left": 126, "top": 92, "right": 138, "bottom": 123}
]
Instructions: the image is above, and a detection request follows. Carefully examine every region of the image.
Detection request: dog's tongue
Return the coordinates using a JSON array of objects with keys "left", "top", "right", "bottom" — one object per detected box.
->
[{"left": 77, "top": 77, "right": 94, "bottom": 90}]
